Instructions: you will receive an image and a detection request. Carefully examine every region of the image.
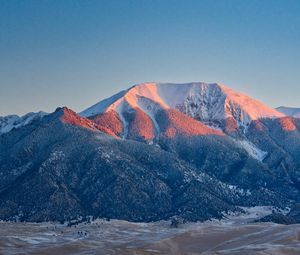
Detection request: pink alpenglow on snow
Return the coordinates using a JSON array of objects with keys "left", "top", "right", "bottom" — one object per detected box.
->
[{"left": 80, "top": 82, "right": 285, "bottom": 137}]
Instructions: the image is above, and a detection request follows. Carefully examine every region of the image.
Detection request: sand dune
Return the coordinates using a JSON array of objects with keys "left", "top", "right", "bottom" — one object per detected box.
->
[{"left": 1, "top": 207, "right": 299, "bottom": 255}]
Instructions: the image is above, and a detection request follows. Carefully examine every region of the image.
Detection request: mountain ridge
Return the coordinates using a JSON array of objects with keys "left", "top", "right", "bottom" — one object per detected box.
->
[
  {"left": 0, "top": 111, "right": 47, "bottom": 135},
  {"left": 80, "top": 82, "right": 284, "bottom": 137},
  {"left": 277, "top": 106, "right": 300, "bottom": 118},
  {"left": 1, "top": 82, "right": 300, "bottom": 223}
]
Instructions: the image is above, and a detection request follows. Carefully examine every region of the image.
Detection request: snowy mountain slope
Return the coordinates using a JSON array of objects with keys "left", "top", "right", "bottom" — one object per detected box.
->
[
  {"left": 235, "top": 139, "right": 267, "bottom": 162},
  {"left": 80, "top": 82, "right": 284, "bottom": 133},
  {"left": 1, "top": 85, "right": 300, "bottom": 223},
  {"left": 277, "top": 106, "right": 300, "bottom": 118},
  {"left": 0, "top": 106, "right": 294, "bottom": 223},
  {"left": 80, "top": 89, "right": 128, "bottom": 118},
  {"left": 0, "top": 111, "right": 47, "bottom": 135}
]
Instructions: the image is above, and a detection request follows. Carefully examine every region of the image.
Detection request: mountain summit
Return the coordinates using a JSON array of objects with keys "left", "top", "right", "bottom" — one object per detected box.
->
[{"left": 81, "top": 82, "right": 284, "bottom": 136}]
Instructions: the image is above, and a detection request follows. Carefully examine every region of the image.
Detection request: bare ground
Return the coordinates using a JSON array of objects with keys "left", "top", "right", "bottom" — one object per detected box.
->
[{"left": 1, "top": 207, "right": 299, "bottom": 255}]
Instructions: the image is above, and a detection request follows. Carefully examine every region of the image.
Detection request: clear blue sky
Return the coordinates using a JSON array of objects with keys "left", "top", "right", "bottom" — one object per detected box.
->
[{"left": 0, "top": 0, "right": 299, "bottom": 115}]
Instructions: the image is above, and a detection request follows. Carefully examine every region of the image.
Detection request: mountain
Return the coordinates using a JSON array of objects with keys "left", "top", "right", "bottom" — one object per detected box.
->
[
  {"left": 81, "top": 82, "right": 284, "bottom": 136},
  {"left": 277, "top": 106, "right": 300, "bottom": 118},
  {"left": 0, "top": 111, "right": 47, "bottom": 135},
  {"left": 0, "top": 107, "right": 258, "bottom": 222},
  {"left": 1, "top": 82, "right": 300, "bottom": 223}
]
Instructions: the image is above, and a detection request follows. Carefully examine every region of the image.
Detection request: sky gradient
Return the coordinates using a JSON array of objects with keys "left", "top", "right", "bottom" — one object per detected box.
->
[{"left": 0, "top": 0, "right": 300, "bottom": 115}]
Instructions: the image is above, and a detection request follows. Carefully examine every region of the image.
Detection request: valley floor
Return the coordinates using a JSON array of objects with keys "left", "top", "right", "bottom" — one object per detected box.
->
[{"left": 1, "top": 207, "right": 299, "bottom": 255}]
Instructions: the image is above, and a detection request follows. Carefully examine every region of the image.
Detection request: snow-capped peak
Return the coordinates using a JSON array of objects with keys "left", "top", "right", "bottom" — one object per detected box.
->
[
  {"left": 0, "top": 111, "right": 47, "bottom": 135},
  {"left": 80, "top": 82, "right": 284, "bottom": 131},
  {"left": 276, "top": 106, "right": 300, "bottom": 118}
]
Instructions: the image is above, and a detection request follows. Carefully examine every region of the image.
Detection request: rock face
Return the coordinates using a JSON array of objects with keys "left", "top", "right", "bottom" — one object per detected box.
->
[{"left": 1, "top": 82, "right": 300, "bottom": 223}]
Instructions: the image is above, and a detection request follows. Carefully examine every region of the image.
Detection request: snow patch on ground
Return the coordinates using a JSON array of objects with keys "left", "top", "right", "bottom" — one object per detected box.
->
[
  {"left": 228, "top": 184, "right": 252, "bottom": 196},
  {"left": 115, "top": 100, "right": 129, "bottom": 139},
  {"left": 236, "top": 139, "right": 267, "bottom": 161},
  {"left": 224, "top": 206, "right": 275, "bottom": 223}
]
